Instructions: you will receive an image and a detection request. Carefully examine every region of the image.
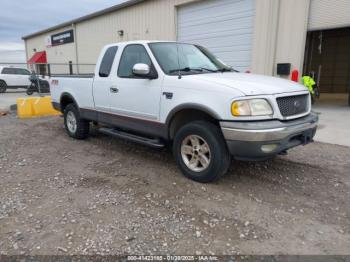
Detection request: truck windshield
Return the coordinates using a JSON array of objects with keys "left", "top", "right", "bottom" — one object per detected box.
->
[{"left": 148, "top": 42, "right": 234, "bottom": 75}]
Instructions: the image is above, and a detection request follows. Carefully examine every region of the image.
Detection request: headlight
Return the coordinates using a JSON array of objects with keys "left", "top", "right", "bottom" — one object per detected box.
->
[{"left": 231, "top": 99, "right": 273, "bottom": 116}]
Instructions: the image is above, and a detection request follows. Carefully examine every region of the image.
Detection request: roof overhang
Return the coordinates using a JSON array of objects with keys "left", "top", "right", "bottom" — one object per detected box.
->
[{"left": 22, "top": 0, "right": 145, "bottom": 40}]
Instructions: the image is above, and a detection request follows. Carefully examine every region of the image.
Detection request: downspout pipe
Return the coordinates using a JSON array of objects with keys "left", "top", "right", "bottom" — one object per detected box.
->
[{"left": 72, "top": 23, "right": 79, "bottom": 74}]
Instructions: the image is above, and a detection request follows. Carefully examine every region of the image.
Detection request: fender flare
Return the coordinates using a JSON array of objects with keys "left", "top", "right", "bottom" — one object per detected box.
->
[
  {"left": 165, "top": 103, "right": 221, "bottom": 128},
  {"left": 60, "top": 92, "right": 80, "bottom": 113}
]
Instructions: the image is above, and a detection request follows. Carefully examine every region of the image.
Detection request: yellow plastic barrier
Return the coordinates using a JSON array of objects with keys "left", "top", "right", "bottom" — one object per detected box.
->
[
  {"left": 16, "top": 97, "right": 36, "bottom": 118},
  {"left": 17, "top": 96, "right": 61, "bottom": 119}
]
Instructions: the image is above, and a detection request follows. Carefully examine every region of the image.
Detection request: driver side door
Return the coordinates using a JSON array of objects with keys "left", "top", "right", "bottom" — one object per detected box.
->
[{"left": 111, "top": 44, "right": 162, "bottom": 123}]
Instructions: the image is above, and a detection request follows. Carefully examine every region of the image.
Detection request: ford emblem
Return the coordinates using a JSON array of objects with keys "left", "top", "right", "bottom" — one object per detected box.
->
[{"left": 294, "top": 100, "right": 301, "bottom": 108}]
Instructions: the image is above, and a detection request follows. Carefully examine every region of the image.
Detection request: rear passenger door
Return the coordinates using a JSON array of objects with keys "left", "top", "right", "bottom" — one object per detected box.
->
[
  {"left": 93, "top": 45, "right": 118, "bottom": 113},
  {"left": 16, "top": 69, "right": 31, "bottom": 87}
]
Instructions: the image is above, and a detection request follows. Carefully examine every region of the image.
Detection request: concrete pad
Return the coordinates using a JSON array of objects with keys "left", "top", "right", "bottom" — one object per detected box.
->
[
  {"left": 0, "top": 89, "right": 27, "bottom": 111},
  {"left": 313, "top": 94, "right": 350, "bottom": 147}
]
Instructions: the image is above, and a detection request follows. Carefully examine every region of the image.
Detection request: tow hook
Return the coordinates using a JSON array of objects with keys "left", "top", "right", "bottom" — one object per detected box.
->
[{"left": 279, "top": 150, "right": 288, "bottom": 156}]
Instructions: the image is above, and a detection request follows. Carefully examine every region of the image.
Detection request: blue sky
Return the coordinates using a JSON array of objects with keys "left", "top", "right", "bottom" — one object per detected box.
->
[{"left": 0, "top": 0, "right": 126, "bottom": 62}]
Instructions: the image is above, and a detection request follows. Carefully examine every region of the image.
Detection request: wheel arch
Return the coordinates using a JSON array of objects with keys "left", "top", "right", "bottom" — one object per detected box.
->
[
  {"left": 166, "top": 103, "right": 221, "bottom": 140},
  {"left": 60, "top": 92, "right": 79, "bottom": 113}
]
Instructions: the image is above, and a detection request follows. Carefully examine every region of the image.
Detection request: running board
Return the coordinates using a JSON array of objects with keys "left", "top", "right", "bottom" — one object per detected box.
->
[{"left": 99, "top": 127, "right": 165, "bottom": 148}]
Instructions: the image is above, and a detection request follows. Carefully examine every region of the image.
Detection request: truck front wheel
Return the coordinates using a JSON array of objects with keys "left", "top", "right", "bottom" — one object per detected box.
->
[
  {"left": 64, "top": 104, "right": 90, "bottom": 139},
  {"left": 173, "top": 121, "right": 231, "bottom": 183}
]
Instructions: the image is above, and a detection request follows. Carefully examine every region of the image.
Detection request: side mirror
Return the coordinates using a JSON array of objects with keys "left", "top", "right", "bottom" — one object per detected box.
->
[{"left": 132, "top": 63, "right": 150, "bottom": 76}]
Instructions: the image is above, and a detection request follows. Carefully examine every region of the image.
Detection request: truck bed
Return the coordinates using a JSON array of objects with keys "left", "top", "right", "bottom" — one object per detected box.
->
[
  {"left": 50, "top": 76, "right": 95, "bottom": 110},
  {"left": 50, "top": 74, "right": 94, "bottom": 78}
]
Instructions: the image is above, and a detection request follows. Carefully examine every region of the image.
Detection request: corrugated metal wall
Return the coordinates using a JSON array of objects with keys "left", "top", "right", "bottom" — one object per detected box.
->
[
  {"left": 25, "top": 0, "right": 196, "bottom": 72},
  {"left": 177, "top": 0, "right": 256, "bottom": 72},
  {"left": 309, "top": 0, "right": 350, "bottom": 31},
  {"left": 75, "top": 0, "right": 196, "bottom": 64},
  {"left": 25, "top": 25, "right": 77, "bottom": 74},
  {"left": 274, "top": 0, "right": 310, "bottom": 78},
  {"left": 25, "top": 0, "right": 331, "bottom": 77},
  {"left": 24, "top": 0, "right": 310, "bottom": 76}
]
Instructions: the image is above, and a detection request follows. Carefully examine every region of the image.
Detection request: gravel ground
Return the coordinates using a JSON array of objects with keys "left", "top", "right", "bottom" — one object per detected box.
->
[{"left": 0, "top": 115, "right": 349, "bottom": 255}]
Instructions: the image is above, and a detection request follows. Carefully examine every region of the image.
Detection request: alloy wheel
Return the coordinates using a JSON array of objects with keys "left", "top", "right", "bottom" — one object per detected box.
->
[
  {"left": 180, "top": 135, "right": 211, "bottom": 172},
  {"left": 66, "top": 111, "right": 77, "bottom": 134}
]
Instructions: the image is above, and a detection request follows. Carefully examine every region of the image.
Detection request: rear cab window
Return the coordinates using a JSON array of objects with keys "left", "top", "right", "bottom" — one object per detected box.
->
[{"left": 99, "top": 46, "right": 118, "bottom": 77}]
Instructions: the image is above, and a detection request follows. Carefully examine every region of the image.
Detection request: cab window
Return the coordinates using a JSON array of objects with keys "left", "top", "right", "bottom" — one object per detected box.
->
[
  {"left": 99, "top": 46, "right": 118, "bottom": 77},
  {"left": 117, "top": 44, "right": 153, "bottom": 78}
]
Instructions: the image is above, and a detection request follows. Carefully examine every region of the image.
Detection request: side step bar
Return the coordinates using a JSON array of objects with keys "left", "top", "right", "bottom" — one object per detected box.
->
[{"left": 99, "top": 127, "right": 165, "bottom": 148}]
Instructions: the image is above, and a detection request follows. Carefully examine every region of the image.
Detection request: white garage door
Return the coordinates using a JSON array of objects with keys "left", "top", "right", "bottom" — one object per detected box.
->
[
  {"left": 177, "top": 0, "right": 256, "bottom": 72},
  {"left": 309, "top": 0, "right": 350, "bottom": 31}
]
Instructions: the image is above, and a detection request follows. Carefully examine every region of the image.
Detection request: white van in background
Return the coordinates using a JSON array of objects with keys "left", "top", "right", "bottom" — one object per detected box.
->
[{"left": 0, "top": 66, "right": 32, "bottom": 93}]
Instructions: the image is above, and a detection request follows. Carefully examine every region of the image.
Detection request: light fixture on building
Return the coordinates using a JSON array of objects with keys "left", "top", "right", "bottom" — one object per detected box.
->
[{"left": 117, "top": 30, "right": 124, "bottom": 37}]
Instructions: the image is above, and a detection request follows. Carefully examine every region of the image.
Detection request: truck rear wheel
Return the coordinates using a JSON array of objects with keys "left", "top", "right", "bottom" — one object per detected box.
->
[
  {"left": 64, "top": 104, "right": 90, "bottom": 139},
  {"left": 173, "top": 121, "right": 231, "bottom": 183},
  {"left": 0, "top": 80, "right": 7, "bottom": 93}
]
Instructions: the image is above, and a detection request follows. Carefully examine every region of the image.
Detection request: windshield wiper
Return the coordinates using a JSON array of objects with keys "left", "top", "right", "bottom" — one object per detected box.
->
[
  {"left": 169, "top": 67, "right": 203, "bottom": 73},
  {"left": 216, "top": 68, "right": 239, "bottom": 73},
  {"left": 169, "top": 67, "right": 218, "bottom": 73},
  {"left": 169, "top": 67, "right": 238, "bottom": 74},
  {"left": 215, "top": 67, "right": 239, "bottom": 73},
  {"left": 200, "top": 67, "right": 217, "bottom": 72}
]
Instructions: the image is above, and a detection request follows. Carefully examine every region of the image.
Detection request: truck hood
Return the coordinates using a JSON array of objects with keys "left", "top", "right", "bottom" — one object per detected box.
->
[{"left": 191, "top": 72, "right": 307, "bottom": 96}]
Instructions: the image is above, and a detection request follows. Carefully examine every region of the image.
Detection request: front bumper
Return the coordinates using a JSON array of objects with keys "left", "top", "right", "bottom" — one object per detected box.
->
[{"left": 220, "top": 112, "right": 318, "bottom": 160}]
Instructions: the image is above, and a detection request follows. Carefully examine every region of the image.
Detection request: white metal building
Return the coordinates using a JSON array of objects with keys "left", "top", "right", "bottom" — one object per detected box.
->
[{"left": 23, "top": 0, "right": 350, "bottom": 94}]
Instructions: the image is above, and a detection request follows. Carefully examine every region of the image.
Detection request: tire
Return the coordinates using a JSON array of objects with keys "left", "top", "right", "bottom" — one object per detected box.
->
[
  {"left": 26, "top": 83, "right": 35, "bottom": 95},
  {"left": 64, "top": 104, "right": 90, "bottom": 139},
  {"left": 173, "top": 120, "right": 231, "bottom": 183},
  {"left": 0, "top": 80, "right": 7, "bottom": 93}
]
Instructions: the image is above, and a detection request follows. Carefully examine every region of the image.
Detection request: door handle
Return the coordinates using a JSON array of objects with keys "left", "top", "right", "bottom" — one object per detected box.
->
[{"left": 110, "top": 87, "right": 119, "bottom": 93}]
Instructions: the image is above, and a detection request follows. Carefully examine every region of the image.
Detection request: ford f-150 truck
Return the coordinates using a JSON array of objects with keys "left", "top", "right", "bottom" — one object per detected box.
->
[{"left": 51, "top": 41, "right": 318, "bottom": 183}]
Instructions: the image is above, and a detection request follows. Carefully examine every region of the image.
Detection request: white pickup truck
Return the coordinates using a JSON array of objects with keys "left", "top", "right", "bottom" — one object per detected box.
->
[{"left": 51, "top": 41, "right": 318, "bottom": 182}]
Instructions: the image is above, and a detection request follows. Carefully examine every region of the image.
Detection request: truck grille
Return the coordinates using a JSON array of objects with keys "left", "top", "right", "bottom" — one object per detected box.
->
[{"left": 276, "top": 94, "right": 309, "bottom": 117}]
